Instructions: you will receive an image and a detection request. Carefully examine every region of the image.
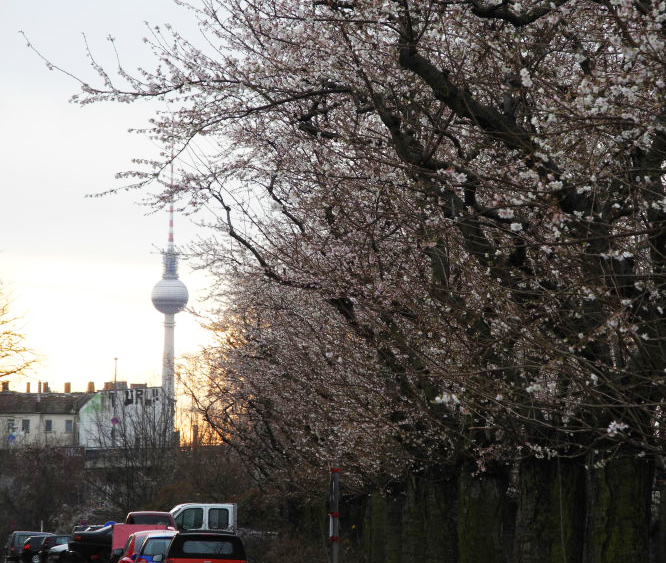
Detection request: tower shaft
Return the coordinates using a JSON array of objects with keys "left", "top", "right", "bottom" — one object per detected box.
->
[
  {"left": 162, "top": 313, "right": 176, "bottom": 426},
  {"left": 152, "top": 204, "right": 189, "bottom": 434}
]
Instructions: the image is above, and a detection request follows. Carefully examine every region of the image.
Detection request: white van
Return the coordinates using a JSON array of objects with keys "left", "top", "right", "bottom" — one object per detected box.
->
[{"left": 169, "top": 503, "right": 238, "bottom": 533}]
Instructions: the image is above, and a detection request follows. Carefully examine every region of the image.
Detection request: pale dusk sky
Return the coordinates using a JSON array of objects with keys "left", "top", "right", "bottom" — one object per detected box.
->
[{"left": 0, "top": 0, "right": 213, "bottom": 393}]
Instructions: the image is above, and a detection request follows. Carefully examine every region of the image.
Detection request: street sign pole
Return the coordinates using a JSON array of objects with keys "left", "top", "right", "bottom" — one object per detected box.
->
[{"left": 329, "top": 466, "right": 340, "bottom": 563}]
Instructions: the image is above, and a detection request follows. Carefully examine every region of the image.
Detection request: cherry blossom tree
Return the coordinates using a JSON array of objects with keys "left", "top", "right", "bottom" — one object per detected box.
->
[{"left": 47, "top": 0, "right": 666, "bottom": 558}]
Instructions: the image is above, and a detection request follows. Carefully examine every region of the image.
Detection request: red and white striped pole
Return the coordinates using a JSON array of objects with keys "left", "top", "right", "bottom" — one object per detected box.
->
[{"left": 329, "top": 466, "right": 340, "bottom": 563}]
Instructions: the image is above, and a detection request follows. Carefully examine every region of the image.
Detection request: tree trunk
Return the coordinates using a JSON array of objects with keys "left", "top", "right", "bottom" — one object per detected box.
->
[
  {"left": 457, "top": 463, "right": 510, "bottom": 563},
  {"left": 401, "top": 470, "right": 459, "bottom": 562},
  {"left": 655, "top": 474, "right": 666, "bottom": 563},
  {"left": 584, "top": 455, "right": 654, "bottom": 563},
  {"left": 363, "top": 488, "right": 405, "bottom": 563},
  {"left": 513, "top": 457, "right": 585, "bottom": 562}
]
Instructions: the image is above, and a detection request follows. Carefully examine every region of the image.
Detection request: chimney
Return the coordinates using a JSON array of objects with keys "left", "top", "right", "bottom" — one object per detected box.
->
[
  {"left": 26, "top": 382, "right": 31, "bottom": 393},
  {"left": 87, "top": 381, "right": 95, "bottom": 393},
  {"left": 64, "top": 382, "right": 71, "bottom": 393},
  {"left": 43, "top": 382, "right": 49, "bottom": 393},
  {"left": 1, "top": 381, "right": 8, "bottom": 392},
  {"left": 38, "top": 381, "right": 42, "bottom": 393}
]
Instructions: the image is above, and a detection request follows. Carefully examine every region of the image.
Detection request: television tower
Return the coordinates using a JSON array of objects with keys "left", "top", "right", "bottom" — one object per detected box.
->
[{"left": 151, "top": 203, "right": 189, "bottom": 429}]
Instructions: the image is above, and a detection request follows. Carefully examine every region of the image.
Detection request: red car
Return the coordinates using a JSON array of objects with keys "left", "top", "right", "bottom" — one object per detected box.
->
[
  {"left": 156, "top": 532, "right": 246, "bottom": 563},
  {"left": 116, "top": 531, "right": 166, "bottom": 563}
]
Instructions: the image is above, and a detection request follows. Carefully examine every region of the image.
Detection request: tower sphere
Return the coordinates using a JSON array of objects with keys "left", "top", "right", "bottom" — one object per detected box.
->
[{"left": 151, "top": 278, "right": 189, "bottom": 314}]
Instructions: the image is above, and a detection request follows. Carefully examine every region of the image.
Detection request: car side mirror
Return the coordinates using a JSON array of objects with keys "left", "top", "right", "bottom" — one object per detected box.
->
[{"left": 153, "top": 556, "right": 163, "bottom": 562}]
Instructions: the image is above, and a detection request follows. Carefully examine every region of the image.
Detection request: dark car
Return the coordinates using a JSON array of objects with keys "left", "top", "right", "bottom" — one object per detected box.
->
[
  {"left": 45, "top": 544, "right": 80, "bottom": 563},
  {"left": 68, "top": 524, "right": 114, "bottom": 563},
  {"left": 20, "top": 536, "right": 55, "bottom": 563},
  {"left": 156, "top": 531, "right": 246, "bottom": 563},
  {"left": 33, "top": 536, "right": 72, "bottom": 563},
  {"left": 4, "top": 533, "right": 50, "bottom": 563}
]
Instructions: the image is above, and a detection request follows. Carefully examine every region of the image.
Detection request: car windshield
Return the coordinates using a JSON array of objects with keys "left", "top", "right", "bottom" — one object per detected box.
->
[
  {"left": 141, "top": 539, "right": 171, "bottom": 557},
  {"left": 131, "top": 515, "right": 171, "bottom": 525}
]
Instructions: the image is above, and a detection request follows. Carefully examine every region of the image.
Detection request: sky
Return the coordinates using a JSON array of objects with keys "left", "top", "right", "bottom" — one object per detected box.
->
[{"left": 0, "top": 1, "right": 213, "bottom": 394}]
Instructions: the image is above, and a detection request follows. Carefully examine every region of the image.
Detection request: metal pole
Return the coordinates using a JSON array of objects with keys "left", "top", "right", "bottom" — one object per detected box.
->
[{"left": 329, "top": 467, "right": 340, "bottom": 563}]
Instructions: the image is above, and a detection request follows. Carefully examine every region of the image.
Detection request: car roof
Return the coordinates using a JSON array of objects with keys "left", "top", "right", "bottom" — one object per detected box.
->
[
  {"left": 25, "top": 534, "right": 54, "bottom": 542},
  {"left": 136, "top": 530, "right": 178, "bottom": 539},
  {"left": 175, "top": 531, "right": 238, "bottom": 537},
  {"left": 129, "top": 530, "right": 169, "bottom": 540},
  {"left": 40, "top": 535, "right": 71, "bottom": 544},
  {"left": 135, "top": 531, "right": 177, "bottom": 540},
  {"left": 169, "top": 504, "right": 230, "bottom": 511}
]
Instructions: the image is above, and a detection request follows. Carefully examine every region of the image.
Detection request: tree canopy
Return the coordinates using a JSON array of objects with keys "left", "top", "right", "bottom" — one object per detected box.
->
[{"left": 62, "top": 0, "right": 666, "bottom": 490}]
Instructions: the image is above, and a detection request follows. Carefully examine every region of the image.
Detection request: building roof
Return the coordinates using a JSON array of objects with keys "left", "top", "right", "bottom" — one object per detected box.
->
[{"left": 0, "top": 392, "right": 94, "bottom": 415}]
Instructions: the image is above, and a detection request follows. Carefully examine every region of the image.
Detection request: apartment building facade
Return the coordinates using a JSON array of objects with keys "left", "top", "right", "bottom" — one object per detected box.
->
[
  {"left": 0, "top": 390, "right": 91, "bottom": 448},
  {"left": 0, "top": 382, "right": 169, "bottom": 450}
]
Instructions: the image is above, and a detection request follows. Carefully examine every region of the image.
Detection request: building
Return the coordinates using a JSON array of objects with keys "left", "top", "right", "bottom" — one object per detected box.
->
[
  {"left": 0, "top": 388, "right": 92, "bottom": 448},
  {"left": 0, "top": 382, "right": 168, "bottom": 452},
  {"left": 78, "top": 384, "right": 169, "bottom": 450}
]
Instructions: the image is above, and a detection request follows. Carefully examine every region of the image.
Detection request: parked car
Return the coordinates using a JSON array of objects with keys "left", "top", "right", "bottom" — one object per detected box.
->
[
  {"left": 133, "top": 532, "right": 177, "bottom": 563},
  {"left": 44, "top": 543, "right": 80, "bottom": 563},
  {"left": 71, "top": 514, "right": 175, "bottom": 563},
  {"left": 4, "top": 533, "right": 48, "bottom": 563},
  {"left": 68, "top": 524, "right": 114, "bottom": 563},
  {"left": 155, "top": 531, "right": 247, "bottom": 563},
  {"left": 4, "top": 532, "right": 37, "bottom": 563},
  {"left": 115, "top": 530, "right": 169, "bottom": 563},
  {"left": 34, "top": 536, "right": 72, "bottom": 563},
  {"left": 21, "top": 536, "right": 55, "bottom": 563}
]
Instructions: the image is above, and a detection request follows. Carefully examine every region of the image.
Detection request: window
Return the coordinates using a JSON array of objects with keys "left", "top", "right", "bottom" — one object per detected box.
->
[
  {"left": 209, "top": 508, "right": 230, "bottom": 530},
  {"left": 65, "top": 420, "right": 73, "bottom": 433},
  {"left": 174, "top": 508, "right": 203, "bottom": 530},
  {"left": 170, "top": 536, "right": 245, "bottom": 560},
  {"left": 44, "top": 419, "right": 53, "bottom": 432},
  {"left": 143, "top": 538, "right": 171, "bottom": 557},
  {"left": 181, "top": 540, "right": 234, "bottom": 556},
  {"left": 21, "top": 419, "right": 30, "bottom": 434}
]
